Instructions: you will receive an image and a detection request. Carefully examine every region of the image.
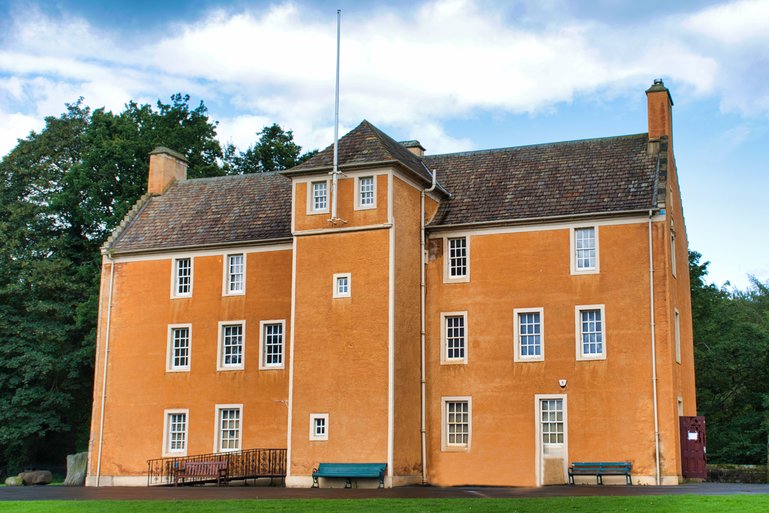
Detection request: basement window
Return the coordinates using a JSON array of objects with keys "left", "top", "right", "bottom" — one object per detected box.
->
[{"left": 442, "top": 397, "right": 471, "bottom": 451}]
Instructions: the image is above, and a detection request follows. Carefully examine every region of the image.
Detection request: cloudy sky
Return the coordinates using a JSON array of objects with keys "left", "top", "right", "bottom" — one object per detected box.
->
[{"left": 1, "top": 0, "right": 767, "bottom": 287}]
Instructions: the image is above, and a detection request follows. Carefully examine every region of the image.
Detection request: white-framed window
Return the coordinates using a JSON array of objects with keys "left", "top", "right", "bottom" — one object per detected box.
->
[
  {"left": 166, "top": 324, "right": 192, "bottom": 372},
  {"left": 675, "top": 308, "right": 681, "bottom": 363},
  {"left": 162, "top": 409, "right": 188, "bottom": 456},
  {"left": 309, "top": 180, "right": 328, "bottom": 213},
  {"left": 214, "top": 405, "right": 242, "bottom": 452},
  {"left": 514, "top": 308, "right": 544, "bottom": 362},
  {"left": 259, "top": 320, "right": 285, "bottom": 369},
  {"left": 224, "top": 253, "right": 245, "bottom": 295},
  {"left": 445, "top": 237, "right": 469, "bottom": 282},
  {"left": 671, "top": 220, "right": 677, "bottom": 278},
  {"left": 540, "top": 398, "right": 565, "bottom": 445},
  {"left": 172, "top": 257, "right": 193, "bottom": 297},
  {"left": 441, "top": 397, "right": 471, "bottom": 451},
  {"left": 356, "top": 175, "right": 376, "bottom": 209},
  {"left": 441, "top": 312, "right": 467, "bottom": 364},
  {"left": 571, "top": 226, "right": 599, "bottom": 274},
  {"left": 217, "top": 321, "right": 245, "bottom": 370},
  {"left": 575, "top": 305, "right": 606, "bottom": 360},
  {"left": 332, "top": 272, "right": 351, "bottom": 298},
  {"left": 309, "top": 413, "right": 329, "bottom": 441}
]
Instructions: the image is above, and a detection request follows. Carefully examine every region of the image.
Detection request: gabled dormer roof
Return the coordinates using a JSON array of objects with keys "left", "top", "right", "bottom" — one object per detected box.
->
[{"left": 285, "top": 120, "right": 442, "bottom": 190}]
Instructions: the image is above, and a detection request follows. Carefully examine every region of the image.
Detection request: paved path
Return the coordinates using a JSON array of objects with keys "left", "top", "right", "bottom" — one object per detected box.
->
[{"left": 1, "top": 482, "right": 768, "bottom": 501}]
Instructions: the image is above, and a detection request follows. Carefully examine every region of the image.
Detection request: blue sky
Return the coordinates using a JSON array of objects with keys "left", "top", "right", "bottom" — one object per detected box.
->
[{"left": 1, "top": 0, "right": 767, "bottom": 288}]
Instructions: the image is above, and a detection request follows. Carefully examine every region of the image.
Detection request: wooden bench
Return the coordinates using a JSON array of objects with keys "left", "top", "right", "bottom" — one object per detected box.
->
[
  {"left": 312, "top": 463, "right": 387, "bottom": 488},
  {"left": 175, "top": 461, "right": 228, "bottom": 486},
  {"left": 568, "top": 462, "right": 632, "bottom": 485}
]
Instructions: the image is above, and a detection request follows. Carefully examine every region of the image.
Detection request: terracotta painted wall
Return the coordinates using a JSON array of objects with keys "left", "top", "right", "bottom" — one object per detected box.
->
[
  {"left": 392, "top": 175, "right": 425, "bottom": 480},
  {"left": 87, "top": 248, "right": 292, "bottom": 479},
  {"left": 425, "top": 219, "right": 685, "bottom": 486},
  {"left": 294, "top": 173, "right": 389, "bottom": 232},
  {"left": 289, "top": 229, "right": 391, "bottom": 476}
]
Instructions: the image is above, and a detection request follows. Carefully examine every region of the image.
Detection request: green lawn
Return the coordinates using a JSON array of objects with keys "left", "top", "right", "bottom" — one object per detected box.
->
[{"left": 1, "top": 496, "right": 768, "bottom": 513}]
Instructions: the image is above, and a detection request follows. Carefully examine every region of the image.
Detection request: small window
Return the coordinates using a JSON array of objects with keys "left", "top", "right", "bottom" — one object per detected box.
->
[
  {"left": 173, "top": 258, "right": 192, "bottom": 297},
  {"left": 333, "top": 273, "right": 351, "bottom": 298},
  {"left": 311, "top": 181, "right": 328, "bottom": 212},
  {"left": 225, "top": 254, "right": 245, "bottom": 294},
  {"left": 514, "top": 308, "right": 544, "bottom": 362},
  {"left": 309, "top": 413, "right": 328, "bottom": 441},
  {"left": 447, "top": 237, "right": 468, "bottom": 280},
  {"left": 260, "top": 320, "right": 285, "bottom": 369},
  {"left": 358, "top": 176, "right": 375, "bottom": 208},
  {"left": 163, "top": 410, "right": 188, "bottom": 456},
  {"left": 442, "top": 398, "right": 471, "bottom": 451},
  {"left": 571, "top": 227, "right": 599, "bottom": 274},
  {"left": 671, "top": 220, "right": 677, "bottom": 278},
  {"left": 167, "top": 325, "right": 191, "bottom": 371},
  {"left": 675, "top": 309, "right": 681, "bottom": 363},
  {"left": 540, "top": 398, "right": 564, "bottom": 445},
  {"left": 216, "top": 406, "right": 242, "bottom": 452},
  {"left": 575, "top": 305, "right": 606, "bottom": 360},
  {"left": 218, "top": 322, "right": 245, "bottom": 370},
  {"left": 441, "top": 312, "right": 467, "bottom": 364}
]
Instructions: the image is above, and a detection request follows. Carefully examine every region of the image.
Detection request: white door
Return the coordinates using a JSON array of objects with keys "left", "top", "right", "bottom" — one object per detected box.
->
[{"left": 536, "top": 395, "right": 568, "bottom": 485}]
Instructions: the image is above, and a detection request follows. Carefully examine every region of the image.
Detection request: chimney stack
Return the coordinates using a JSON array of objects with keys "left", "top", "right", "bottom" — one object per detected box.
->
[
  {"left": 400, "top": 140, "right": 426, "bottom": 158},
  {"left": 148, "top": 147, "right": 188, "bottom": 195},
  {"left": 646, "top": 79, "right": 674, "bottom": 143}
]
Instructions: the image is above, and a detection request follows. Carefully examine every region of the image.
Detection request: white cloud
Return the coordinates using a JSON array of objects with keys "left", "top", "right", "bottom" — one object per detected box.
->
[
  {"left": 0, "top": 109, "right": 43, "bottom": 155},
  {"left": 1, "top": 0, "right": 768, "bottom": 157}
]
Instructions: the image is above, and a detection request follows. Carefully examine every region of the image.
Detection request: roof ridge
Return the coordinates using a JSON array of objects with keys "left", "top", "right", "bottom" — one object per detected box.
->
[
  {"left": 176, "top": 172, "right": 287, "bottom": 185},
  {"left": 426, "top": 133, "right": 649, "bottom": 159}
]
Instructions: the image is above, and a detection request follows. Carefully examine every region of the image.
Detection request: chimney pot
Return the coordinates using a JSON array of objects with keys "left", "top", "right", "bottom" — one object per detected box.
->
[{"left": 400, "top": 140, "right": 426, "bottom": 158}]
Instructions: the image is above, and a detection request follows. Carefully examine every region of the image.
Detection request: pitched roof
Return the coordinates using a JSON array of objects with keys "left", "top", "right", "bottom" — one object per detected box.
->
[
  {"left": 108, "top": 173, "right": 291, "bottom": 253},
  {"left": 425, "top": 133, "right": 658, "bottom": 227},
  {"left": 288, "top": 120, "right": 435, "bottom": 184}
]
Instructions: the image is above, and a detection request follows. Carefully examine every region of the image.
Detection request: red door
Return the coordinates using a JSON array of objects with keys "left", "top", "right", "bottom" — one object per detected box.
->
[{"left": 680, "top": 416, "right": 707, "bottom": 479}]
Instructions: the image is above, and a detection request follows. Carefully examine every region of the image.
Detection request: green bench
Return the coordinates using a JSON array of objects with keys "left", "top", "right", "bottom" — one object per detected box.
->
[
  {"left": 568, "top": 462, "right": 632, "bottom": 485},
  {"left": 312, "top": 462, "right": 387, "bottom": 488}
]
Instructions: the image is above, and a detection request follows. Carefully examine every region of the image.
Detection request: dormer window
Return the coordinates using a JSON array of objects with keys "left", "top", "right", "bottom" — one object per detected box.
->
[{"left": 312, "top": 181, "right": 328, "bottom": 213}]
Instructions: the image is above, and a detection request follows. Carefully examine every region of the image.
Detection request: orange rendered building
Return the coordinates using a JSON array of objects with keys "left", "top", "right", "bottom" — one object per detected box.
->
[{"left": 86, "top": 80, "right": 696, "bottom": 487}]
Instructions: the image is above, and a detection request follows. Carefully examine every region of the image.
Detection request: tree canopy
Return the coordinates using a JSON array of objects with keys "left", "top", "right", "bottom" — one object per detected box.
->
[
  {"left": 690, "top": 251, "right": 769, "bottom": 464},
  {"left": 0, "top": 96, "right": 313, "bottom": 471}
]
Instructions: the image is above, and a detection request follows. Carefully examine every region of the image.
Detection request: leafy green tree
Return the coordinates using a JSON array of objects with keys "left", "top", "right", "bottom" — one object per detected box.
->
[
  {"left": 224, "top": 123, "right": 317, "bottom": 174},
  {"left": 690, "top": 251, "right": 769, "bottom": 464},
  {"left": 0, "top": 94, "right": 225, "bottom": 470}
]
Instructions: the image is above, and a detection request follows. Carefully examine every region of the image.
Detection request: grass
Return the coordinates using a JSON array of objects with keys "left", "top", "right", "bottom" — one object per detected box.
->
[{"left": 1, "top": 496, "right": 768, "bottom": 513}]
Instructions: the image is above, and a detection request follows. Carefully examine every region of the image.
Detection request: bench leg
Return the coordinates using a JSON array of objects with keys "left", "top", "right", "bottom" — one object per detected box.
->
[
  {"left": 312, "top": 475, "right": 319, "bottom": 488},
  {"left": 627, "top": 474, "right": 632, "bottom": 485},
  {"left": 345, "top": 478, "right": 352, "bottom": 489},
  {"left": 568, "top": 473, "right": 574, "bottom": 485}
]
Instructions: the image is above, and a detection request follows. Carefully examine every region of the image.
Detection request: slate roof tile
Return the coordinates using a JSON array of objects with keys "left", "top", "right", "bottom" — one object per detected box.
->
[
  {"left": 424, "top": 133, "right": 658, "bottom": 227},
  {"left": 110, "top": 172, "right": 291, "bottom": 253}
]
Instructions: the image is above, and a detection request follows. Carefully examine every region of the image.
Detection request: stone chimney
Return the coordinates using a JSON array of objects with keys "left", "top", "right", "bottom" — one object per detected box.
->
[
  {"left": 400, "top": 140, "right": 426, "bottom": 157},
  {"left": 646, "top": 79, "right": 674, "bottom": 143},
  {"left": 148, "top": 147, "right": 188, "bottom": 195}
]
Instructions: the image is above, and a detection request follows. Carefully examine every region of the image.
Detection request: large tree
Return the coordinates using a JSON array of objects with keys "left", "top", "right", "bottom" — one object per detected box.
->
[
  {"left": 0, "top": 95, "right": 226, "bottom": 470},
  {"left": 690, "top": 251, "right": 769, "bottom": 464}
]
